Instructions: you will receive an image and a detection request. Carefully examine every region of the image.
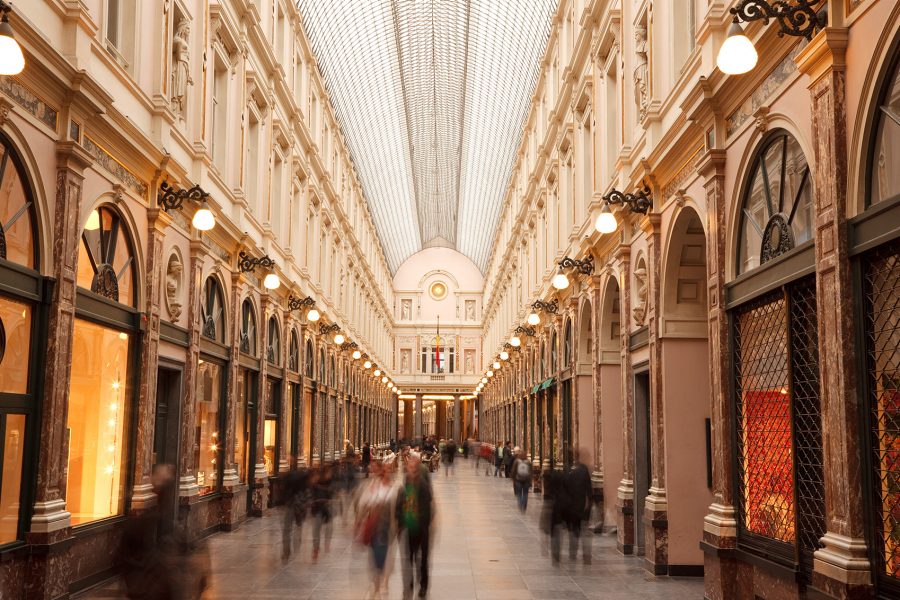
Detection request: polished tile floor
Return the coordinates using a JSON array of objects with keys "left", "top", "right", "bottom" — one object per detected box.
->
[{"left": 79, "top": 460, "right": 703, "bottom": 599}]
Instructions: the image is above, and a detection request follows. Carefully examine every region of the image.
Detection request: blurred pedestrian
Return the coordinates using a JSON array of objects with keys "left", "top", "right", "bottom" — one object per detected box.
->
[
  {"left": 502, "top": 441, "right": 514, "bottom": 478},
  {"left": 362, "top": 441, "right": 372, "bottom": 477},
  {"left": 310, "top": 464, "right": 334, "bottom": 561},
  {"left": 281, "top": 458, "right": 310, "bottom": 561},
  {"left": 545, "top": 468, "right": 568, "bottom": 565},
  {"left": 397, "top": 452, "right": 434, "bottom": 599},
  {"left": 565, "top": 448, "right": 593, "bottom": 564},
  {"left": 511, "top": 447, "right": 532, "bottom": 513},
  {"left": 356, "top": 460, "right": 400, "bottom": 598},
  {"left": 494, "top": 442, "right": 503, "bottom": 477}
]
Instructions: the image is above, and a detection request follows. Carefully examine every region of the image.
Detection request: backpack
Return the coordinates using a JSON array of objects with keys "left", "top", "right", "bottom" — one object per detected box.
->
[{"left": 516, "top": 459, "right": 531, "bottom": 481}]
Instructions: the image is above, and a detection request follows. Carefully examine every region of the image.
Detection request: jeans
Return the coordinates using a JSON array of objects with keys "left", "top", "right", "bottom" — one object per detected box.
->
[{"left": 513, "top": 480, "right": 530, "bottom": 512}]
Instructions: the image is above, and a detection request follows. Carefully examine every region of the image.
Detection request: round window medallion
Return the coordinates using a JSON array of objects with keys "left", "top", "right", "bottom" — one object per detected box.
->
[{"left": 429, "top": 281, "right": 448, "bottom": 301}]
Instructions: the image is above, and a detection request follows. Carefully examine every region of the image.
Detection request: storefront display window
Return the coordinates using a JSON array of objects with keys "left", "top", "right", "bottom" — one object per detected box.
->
[
  {"left": 0, "top": 296, "right": 30, "bottom": 394},
  {"left": 235, "top": 369, "right": 248, "bottom": 482},
  {"left": 0, "top": 145, "right": 34, "bottom": 269},
  {"left": 871, "top": 58, "right": 900, "bottom": 206},
  {"left": 195, "top": 359, "right": 223, "bottom": 495},
  {"left": 0, "top": 414, "right": 25, "bottom": 544},
  {"left": 66, "top": 318, "right": 130, "bottom": 526},
  {"left": 264, "top": 378, "right": 280, "bottom": 476}
]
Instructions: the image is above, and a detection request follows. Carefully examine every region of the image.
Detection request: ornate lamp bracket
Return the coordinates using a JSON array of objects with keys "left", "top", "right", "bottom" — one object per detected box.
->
[
  {"left": 238, "top": 250, "right": 275, "bottom": 273},
  {"left": 558, "top": 255, "right": 595, "bottom": 276},
  {"left": 601, "top": 185, "right": 653, "bottom": 215},
  {"left": 340, "top": 341, "right": 358, "bottom": 351},
  {"left": 531, "top": 298, "right": 559, "bottom": 314},
  {"left": 287, "top": 295, "right": 316, "bottom": 312},
  {"left": 729, "top": 0, "right": 826, "bottom": 39},
  {"left": 515, "top": 325, "right": 536, "bottom": 337},
  {"left": 158, "top": 181, "right": 209, "bottom": 212},
  {"left": 319, "top": 323, "right": 340, "bottom": 336}
]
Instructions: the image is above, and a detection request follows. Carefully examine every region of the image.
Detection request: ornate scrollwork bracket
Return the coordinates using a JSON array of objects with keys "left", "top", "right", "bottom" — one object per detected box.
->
[
  {"left": 287, "top": 295, "right": 316, "bottom": 312},
  {"left": 515, "top": 325, "right": 536, "bottom": 337},
  {"left": 558, "top": 255, "right": 595, "bottom": 276},
  {"left": 601, "top": 185, "right": 653, "bottom": 214},
  {"left": 531, "top": 299, "right": 559, "bottom": 314},
  {"left": 158, "top": 181, "right": 209, "bottom": 212},
  {"left": 729, "top": 0, "right": 826, "bottom": 39},
  {"left": 238, "top": 250, "right": 275, "bottom": 273}
]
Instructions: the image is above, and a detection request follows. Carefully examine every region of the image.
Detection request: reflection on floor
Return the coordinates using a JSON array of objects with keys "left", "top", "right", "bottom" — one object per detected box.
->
[{"left": 78, "top": 460, "right": 704, "bottom": 599}]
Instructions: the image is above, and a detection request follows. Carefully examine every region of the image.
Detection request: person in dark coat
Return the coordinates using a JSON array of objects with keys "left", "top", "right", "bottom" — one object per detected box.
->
[
  {"left": 565, "top": 448, "right": 594, "bottom": 563},
  {"left": 397, "top": 452, "right": 434, "bottom": 599},
  {"left": 281, "top": 458, "right": 310, "bottom": 561},
  {"left": 362, "top": 441, "right": 372, "bottom": 477},
  {"left": 543, "top": 468, "right": 569, "bottom": 565},
  {"left": 310, "top": 465, "right": 334, "bottom": 561},
  {"left": 502, "top": 441, "right": 514, "bottom": 478}
]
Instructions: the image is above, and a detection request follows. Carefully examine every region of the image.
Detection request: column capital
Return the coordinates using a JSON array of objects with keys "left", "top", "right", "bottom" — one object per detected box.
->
[{"left": 795, "top": 27, "right": 849, "bottom": 85}]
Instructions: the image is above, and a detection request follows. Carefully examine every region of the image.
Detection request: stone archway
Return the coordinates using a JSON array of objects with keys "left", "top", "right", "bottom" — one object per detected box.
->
[
  {"left": 575, "top": 298, "right": 594, "bottom": 472},
  {"left": 598, "top": 275, "right": 623, "bottom": 533}
]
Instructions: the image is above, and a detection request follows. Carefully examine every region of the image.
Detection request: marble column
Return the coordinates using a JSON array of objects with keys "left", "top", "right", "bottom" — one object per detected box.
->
[
  {"left": 454, "top": 398, "right": 461, "bottom": 442},
  {"left": 414, "top": 394, "right": 423, "bottom": 439},
  {"left": 436, "top": 401, "right": 448, "bottom": 439},
  {"left": 642, "top": 212, "right": 668, "bottom": 574},
  {"left": 589, "top": 274, "right": 605, "bottom": 492},
  {"left": 615, "top": 242, "right": 636, "bottom": 555},
  {"left": 220, "top": 271, "right": 246, "bottom": 527},
  {"left": 796, "top": 28, "right": 872, "bottom": 597},
  {"left": 250, "top": 294, "right": 272, "bottom": 516},
  {"left": 131, "top": 207, "right": 171, "bottom": 511},
  {"left": 25, "top": 142, "right": 91, "bottom": 600}
]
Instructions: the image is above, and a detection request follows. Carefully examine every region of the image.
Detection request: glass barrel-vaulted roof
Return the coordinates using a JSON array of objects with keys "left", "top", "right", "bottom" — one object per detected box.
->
[{"left": 297, "top": 0, "right": 557, "bottom": 273}]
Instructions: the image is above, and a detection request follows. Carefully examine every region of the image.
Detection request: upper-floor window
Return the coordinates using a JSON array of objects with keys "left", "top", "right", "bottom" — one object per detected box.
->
[
  {"left": 305, "top": 339, "right": 314, "bottom": 378},
  {"left": 550, "top": 332, "right": 558, "bottom": 373},
  {"left": 240, "top": 299, "right": 257, "bottom": 356},
  {"left": 211, "top": 56, "right": 229, "bottom": 170},
  {"left": 420, "top": 344, "right": 455, "bottom": 374},
  {"left": 563, "top": 319, "right": 572, "bottom": 368},
  {"left": 737, "top": 131, "right": 813, "bottom": 275},
  {"left": 0, "top": 140, "right": 35, "bottom": 269},
  {"left": 105, "top": 0, "right": 135, "bottom": 71},
  {"left": 871, "top": 55, "right": 900, "bottom": 206},
  {"left": 201, "top": 276, "right": 226, "bottom": 343},
  {"left": 289, "top": 330, "right": 300, "bottom": 372},
  {"left": 266, "top": 316, "right": 280, "bottom": 365},
  {"left": 77, "top": 206, "right": 136, "bottom": 307}
]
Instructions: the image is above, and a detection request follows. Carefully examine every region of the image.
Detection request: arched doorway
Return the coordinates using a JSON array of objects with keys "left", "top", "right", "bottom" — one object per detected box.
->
[
  {"left": 575, "top": 302, "right": 594, "bottom": 472},
  {"left": 598, "top": 276, "right": 625, "bottom": 539},
  {"left": 659, "top": 206, "right": 713, "bottom": 571}
]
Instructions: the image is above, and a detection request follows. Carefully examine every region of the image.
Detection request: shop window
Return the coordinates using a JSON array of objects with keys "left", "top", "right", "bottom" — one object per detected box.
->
[
  {"left": 264, "top": 378, "right": 280, "bottom": 476},
  {"left": 77, "top": 206, "right": 136, "bottom": 306},
  {"left": 239, "top": 299, "right": 257, "bottom": 356},
  {"left": 0, "top": 136, "right": 38, "bottom": 546},
  {"left": 737, "top": 132, "right": 813, "bottom": 275},
  {"left": 863, "top": 238, "right": 900, "bottom": 583},
  {"left": 195, "top": 359, "right": 224, "bottom": 495},
  {"left": 289, "top": 330, "right": 300, "bottom": 372},
  {"left": 871, "top": 56, "right": 900, "bottom": 206},
  {"left": 66, "top": 318, "right": 131, "bottom": 526},
  {"left": 732, "top": 278, "right": 824, "bottom": 567},
  {"left": 234, "top": 369, "right": 252, "bottom": 483},
  {"left": 201, "top": 277, "right": 226, "bottom": 343},
  {"left": 267, "top": 317, "right": 280, "bottom": 365}
]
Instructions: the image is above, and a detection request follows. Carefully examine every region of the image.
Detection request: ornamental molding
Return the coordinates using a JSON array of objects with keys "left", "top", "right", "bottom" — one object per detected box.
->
[
  {"left": 83, "top": 135, "right": 149, "bottom": 197},
  {"left": 0, "top": 76, "right": 58, "bottom": 131}
]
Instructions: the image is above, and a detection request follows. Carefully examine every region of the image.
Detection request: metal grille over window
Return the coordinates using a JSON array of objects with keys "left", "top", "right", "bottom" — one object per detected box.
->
[
  {"left": 734, "top": 291, "right": 795, "bottom": 544},
  {"left": 788, "top": 278, "right": 825, "bottom": 563},
  {"left": 863, "top": 239, "right": 900, "bottom": 581}
]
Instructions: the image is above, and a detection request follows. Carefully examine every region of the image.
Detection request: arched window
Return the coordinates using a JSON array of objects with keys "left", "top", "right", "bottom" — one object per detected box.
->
[
  {"left": 0, "top": 135, "right": 37, "bottom": 545},
  {"left": 77, "top": 205, "right": 136, "bottom": 306},
  {"left": 266, "top": 316, "right": 280, "bottom": 365},
  {"left": 550, "top": 331, "right": 558, "bottom": 373},
  {"left": 239, "top": 299, "right": 257, "bottom": 355},
  {"left": 737, "top": 131, "right": 813, "bottom": 275},
  {"left": 871, "top": 54, "right": 900, "bottom": 205},
  {"left": 318, "top": 348, "right": 325, "bottom": 382},
  {"left": 540, "top": 343, "right": 546, "bottom": 379},
  {"left": 563, "top": 319, "right": 572, "bottom": 367},
  {"left": 201, "top": 276, "right": 226, "bottom": 343},
  {"left": 305, "top": 339, "right": 314, "bottom": 377},
  {"left": 330, "top": 356, "right": 336, "bottom": 387},
  {"left": 289, "top": 330, "right": 300, "bottom": 372}
]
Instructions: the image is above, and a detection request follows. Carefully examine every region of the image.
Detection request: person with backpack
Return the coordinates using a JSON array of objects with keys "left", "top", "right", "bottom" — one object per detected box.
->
[{"left": 511, "top": 447, "right": 532, "bottom": 513}]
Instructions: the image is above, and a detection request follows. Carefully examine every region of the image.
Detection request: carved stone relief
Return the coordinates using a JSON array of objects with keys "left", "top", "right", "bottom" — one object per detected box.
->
[
  {"left": 400, "top": 348, "right": 412, "bottom": 374},
  {"left": 171, "top": 15, "right": 193, "bottom": 118},
  {"left": 464, "top": 349, "right": 475, "bottom": 375},
  {"left": 465, "top": 299, "right": 476, "bottom": 322},
  {"left": 401, "top": 299, "right": 412, "bottom": 321},
  {"left": 165, "top": 252, "right": 184, "bottom": 320},
  {"left": 633, "top": 24, "right": 649, "bottom": 120},
  {"left": 633, "top": 259, "right": 648, "bottom": 327}
]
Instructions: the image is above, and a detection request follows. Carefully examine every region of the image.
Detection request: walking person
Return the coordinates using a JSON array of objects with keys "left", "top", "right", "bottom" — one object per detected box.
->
[
  {"left": 565, "top": 448, "right": 594, "bottom": 564},
  {"left": 502, "top": 441, "right": 514, "bottom": 478},
  {"left": 511, "top": 447, "right": 532, "bottom": 513},
  {"left": 281, "top": 458, "right": 310, "bottom": 561},
  {"left": 362, "top": 441, "right": 372, "bottom": 477},
  {"left": 396, "top": 452, "right": 434, "bottom": 599},
  {"left": 310, "top": 465, "right": 334, "bottom": 562},
  {"left": 355, "top": 460, "right": 399, "bottom": 598},
  {"left": 494, "top": 442, "right": 504, "bottom": 477}
]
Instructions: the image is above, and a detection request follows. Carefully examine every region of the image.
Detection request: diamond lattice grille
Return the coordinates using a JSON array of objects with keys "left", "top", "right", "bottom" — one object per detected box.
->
[
  {"left": 734, "top": 291, "right": 795, "bottom": 543},
  {"left": 864, "top": 239, "right": 900, "bottom": 580}
]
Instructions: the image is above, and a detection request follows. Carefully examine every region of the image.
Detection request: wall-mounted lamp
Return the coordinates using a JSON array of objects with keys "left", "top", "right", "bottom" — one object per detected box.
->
[
  {"left": 515, "top": 325, "right": 536, "bottom": 338},
  {"left": 528, "top": 298, "right": 559, "bottom": 325},
  {"left": 0, "top": 1, "right": 24, "bottom": 75},
  {"left": 596, "top": 185, "right": 653, "bottom": 234},
  {"left": 239, "top": 251, "right": 280, "bottom": 289},
  {"left": 552, "top": 255, "right": 594, "bottom": 290},
  {"left": 500, "top": 351, "right": 510, "bottom": 361},
  {"left": 717, "top": 0, "right": 825, "bottom": 75},
  {"left": 158, "top": 182, "right": 216, "bottom": 231},
  {"left": 288, "top": 294, "right": 319, "bottom": 322}
]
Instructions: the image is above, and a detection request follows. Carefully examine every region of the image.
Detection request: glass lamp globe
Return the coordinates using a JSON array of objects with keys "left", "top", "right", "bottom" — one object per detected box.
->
[
  {"left": 500, "top": 351, "right": 509, "bottom": 361},
  {"left": 307, "top": 308, "right": 320, "bottom": 322},
  {"left": 510, "top": 336, "right": 521, "bottom": 347},
  {"left": 85, "top": 209, "right": 101, "bottom": 231},
  {"left": 364, "top": 361, "right": 372, "bottom": 369},
  {"left": 352, "top": 350, "right": 362, "bottom": 360},
  {"left": 381, "top": 376, "right": 388, "bottom": 384},
  {"left": 263, "top": 273, "right": 281, "bottom": 290},
  {"left": 333, "top": 333, "right": 344, "bottom": 345},
  {"left": 552, "top": 273, "right": 570, "bottom": 290},
  {"left": 595, "top": 204, "right": 618, "bottom": 234},
  {"left": 527, "top": 312, "right": 541, "bottom": 326},
  {"left": 0, "top": 19, "right": 25, "bottom": 76},
  {"left": 487, "top": 371, "right": 494, "bottom": 378},
  {"left": 192, "top": 203, "right": 216, "bottom": 231},
  {"left": 492, "top": 361, "right": 500, "bottom": 370},
  {"left": 717, "top": 21, "right": 758, "bottom": 75},
  {"left": 481, "top": 377, "right": 488, "bottom": 384},
  {"left": 374, "top": 369, "right": 381, "bottom": 376}
]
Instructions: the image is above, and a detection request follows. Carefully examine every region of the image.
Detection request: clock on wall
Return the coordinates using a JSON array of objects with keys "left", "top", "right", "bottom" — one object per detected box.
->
[{"left": 429, "top": 281, "right": 448, "bottom": 301}]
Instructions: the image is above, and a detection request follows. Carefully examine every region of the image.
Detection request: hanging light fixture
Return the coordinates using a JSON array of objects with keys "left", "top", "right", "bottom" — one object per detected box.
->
[
  {"left": 594, "top": 202, "right": 617, "bottom": 234},
  {"left": 374, "top": 369, "right": 381, "bottom": 377},
  {"left": 500, "top": 351, "right": 509, "bottom": 361},
  {"left": 159, "top": 181, "right": 217, "bottom": 231},
  {"left": 238, "top": 251, "right": 280, "bottom": 290},
  {"left": 333, "top": 333, "right": 345, "bottom": 345},
  {"left": 487, "top": 371, "right": 494, "bottom": 378},
  {"left": 263, "top": 273, "right": 281, "bottom": 290},
  {"left": 551, "top": 272, "right": 570, "bottom": 290},
  {"left": 85, "top": 209, "right": 101, "bottom": 231},
  {"left": 492, "top": 361, "right": 500, "bottom": 370},
  {"left": 716, "top": 0, "right": 825, "bottom": 75},
  {"left": 192, "top": 200, "right": 216, "bottom": 231},
  {"left": 381, "top": 376, "right": 388, "bottom": 384},
  {"left": 527, "top": 312, "right": 540, "bottom": 326},
  {"left": 481, "top": 377, "right": 488, "bottom": 384},
  {"left": 307, "top": 309, "right": 320, "bottom": 322},
  {"left": 352, "top": 350, "right": 362, "bottom": 360},
  {"left": 0, "top": 2, "right": 24, "bottom": 76},
  {"left": 364, "top": 361, "right": 372, "bottom": 369},
  {"left": 510, "top": 335, "right": 521, "bottom": 347}
]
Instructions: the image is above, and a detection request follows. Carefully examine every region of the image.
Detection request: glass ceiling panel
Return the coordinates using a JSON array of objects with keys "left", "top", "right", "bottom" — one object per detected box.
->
[{"left": 297, "top": 0, "right": 557, "bottom": 273}]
